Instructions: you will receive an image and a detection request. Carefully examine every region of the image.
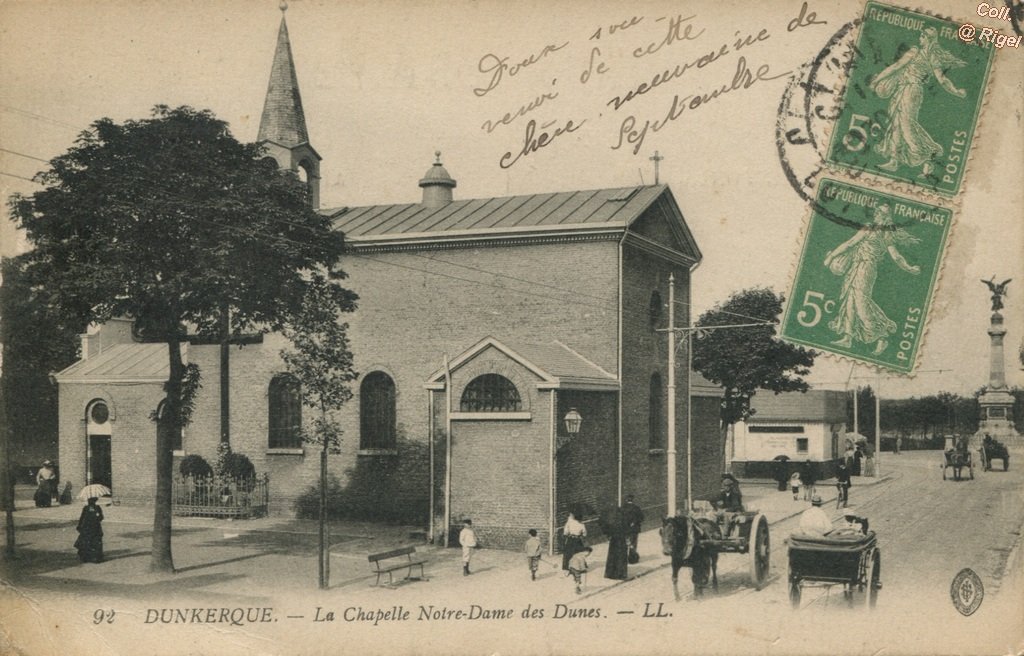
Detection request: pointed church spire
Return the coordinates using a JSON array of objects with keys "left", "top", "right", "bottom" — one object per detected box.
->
[
  {"left": 257, "top": 3, "right": 321, "bottom": 209},
  {"left": 258, "top": 3, "right": 309, "bottom": 147}
]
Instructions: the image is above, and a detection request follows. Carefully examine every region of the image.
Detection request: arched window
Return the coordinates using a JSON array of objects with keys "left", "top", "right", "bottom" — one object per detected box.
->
[
  {"left": 360, "top": 371, "right": 396, "bottom": 450},
  {"left": 460, "top": 374, "right": 522, "bottom": 412},
  {"left": 649, "top": 290, "right": 663, "bottom": 328},
  {"left": 268, "top": 374, "right": 302, "bottom": 448},
  {"left": 155, "top": 400, "right": 182, "bottom": 452},
  {"left": 649, "top": 373, "right": 664, "bottom": 450}
]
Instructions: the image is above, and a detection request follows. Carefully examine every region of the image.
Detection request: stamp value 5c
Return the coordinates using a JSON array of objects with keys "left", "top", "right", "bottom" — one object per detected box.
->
[
  {"left": 825, "top": 2, "right": 995, "bottom": 196},
  {"left": 781, "top": 178, "right": 952, "bottom": 373}
]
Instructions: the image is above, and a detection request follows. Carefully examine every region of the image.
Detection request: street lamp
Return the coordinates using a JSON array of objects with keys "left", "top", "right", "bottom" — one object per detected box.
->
[{"left": 563, "top": 408, "right": 583, "bottom": 436}]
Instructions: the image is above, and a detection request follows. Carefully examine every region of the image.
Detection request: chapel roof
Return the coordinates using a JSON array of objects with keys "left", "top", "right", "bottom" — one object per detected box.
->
[
  {"left": 325, "top": 184, "right": 674, "bottom": 241},
  {"left": 54, "top": 343, "right": 170, "bottom": 383}
]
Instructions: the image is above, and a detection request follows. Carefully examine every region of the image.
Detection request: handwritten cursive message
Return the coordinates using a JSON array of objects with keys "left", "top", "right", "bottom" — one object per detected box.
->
[{"left": 470, "top": 2, "right": 829, "bottom": 169}]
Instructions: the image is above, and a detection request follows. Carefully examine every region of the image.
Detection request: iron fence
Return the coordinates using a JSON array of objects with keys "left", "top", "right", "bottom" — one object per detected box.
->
[{"left": 172, "top": 473, "right": 269, "bottom": 519}]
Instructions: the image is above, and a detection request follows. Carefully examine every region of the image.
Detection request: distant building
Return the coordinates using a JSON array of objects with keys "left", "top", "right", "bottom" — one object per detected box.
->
[
  {"left": 729, "top": 390, "right": 846, "bottom": 479},
  {"left": 53, "top": 9, "right": 724, "bottom": 550}
]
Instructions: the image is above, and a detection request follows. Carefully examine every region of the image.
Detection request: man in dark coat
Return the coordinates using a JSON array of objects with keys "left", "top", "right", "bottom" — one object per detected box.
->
[
  {"left": 621, "top": 495, "right": 644, "bottom": 559},
  {"left": 835, "top": 461, "right": 852, "bottom": 508}
]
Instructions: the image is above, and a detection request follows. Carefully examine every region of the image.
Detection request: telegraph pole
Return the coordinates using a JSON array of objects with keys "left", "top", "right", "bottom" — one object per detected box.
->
[{"left": 666, "top": 274, "right": 677, "bottom": 516}]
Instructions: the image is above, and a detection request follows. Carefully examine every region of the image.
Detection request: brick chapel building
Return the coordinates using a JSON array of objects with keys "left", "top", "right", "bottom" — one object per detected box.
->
[{"left": 54, "top": 10, "right": 723, "bottom": 549}]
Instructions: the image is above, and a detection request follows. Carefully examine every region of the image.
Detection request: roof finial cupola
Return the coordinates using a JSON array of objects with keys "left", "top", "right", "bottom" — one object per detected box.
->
[
  {"left": 257, "top": 3, "right": 322, "bottom": 209},
  {"left": 419, "top": 151, "right": 457, "bottom": 207}
]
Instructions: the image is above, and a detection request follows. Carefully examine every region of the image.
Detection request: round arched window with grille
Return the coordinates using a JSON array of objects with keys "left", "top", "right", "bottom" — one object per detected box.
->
[{"left": 460, "top": 374, "right": 522, "bottom": 412}]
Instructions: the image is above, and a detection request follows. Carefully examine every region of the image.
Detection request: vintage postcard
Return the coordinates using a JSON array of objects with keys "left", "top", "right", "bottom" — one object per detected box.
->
[{"left": 0, "top": 1, "right": 1022, "bottom": 656}]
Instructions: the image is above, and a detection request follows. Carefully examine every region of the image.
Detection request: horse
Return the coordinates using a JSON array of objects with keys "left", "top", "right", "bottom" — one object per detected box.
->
[
  {"left": 945, "top": 449, "right": 967, "bottom": 480},
  {"left": 661, "top": 514, "right": 719, "bottom": 600}
]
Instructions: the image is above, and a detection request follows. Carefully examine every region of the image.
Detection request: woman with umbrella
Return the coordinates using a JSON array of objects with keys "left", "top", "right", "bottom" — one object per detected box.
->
[{"left": 75, "top": 484, "right": 110, "bottom": 563}]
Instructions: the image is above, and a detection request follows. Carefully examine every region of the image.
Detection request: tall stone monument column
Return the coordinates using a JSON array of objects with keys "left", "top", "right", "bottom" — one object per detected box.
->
[{"left": 975, "top": 278, "right": 1020, "bottom": 446}]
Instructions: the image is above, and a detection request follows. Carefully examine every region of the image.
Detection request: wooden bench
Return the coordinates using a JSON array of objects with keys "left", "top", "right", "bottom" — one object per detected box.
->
[{"left": 368, "top": 546, "right": 428, "bottom": 587}]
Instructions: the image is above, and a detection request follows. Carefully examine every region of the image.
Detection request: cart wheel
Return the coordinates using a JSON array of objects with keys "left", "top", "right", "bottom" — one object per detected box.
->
[
  {"left": 866, "top": 549, "right": 880, "bottom": 609},
  {"left": 789, "top": 577, "right": 801, "bottom": 608},
  {"left": 749, "top": 514, "right": 770, "bottom": 590}
]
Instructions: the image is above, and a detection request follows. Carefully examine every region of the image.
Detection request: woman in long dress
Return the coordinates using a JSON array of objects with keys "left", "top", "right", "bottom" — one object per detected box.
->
[
  {"left": 74, "top": 497, "right": 104, "bottom": 563},
  {"left": 601, "top": 506, "right": 629, "bottom": 581},
  {"left": 824, "top": 204, "right": 920, "bottom": 354},
  {"left": 870, "top": 27, "right": 966, "bottom": 176}
]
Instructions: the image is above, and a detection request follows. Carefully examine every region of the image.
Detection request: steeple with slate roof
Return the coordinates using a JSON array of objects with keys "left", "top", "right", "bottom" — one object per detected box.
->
[{"left": 258, "top": 3, "right": 321, "bottom": 208}]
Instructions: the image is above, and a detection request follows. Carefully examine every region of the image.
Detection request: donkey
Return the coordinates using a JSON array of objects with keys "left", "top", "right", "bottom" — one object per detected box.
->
[{"left": 661, "top": 514, "right": 719, "bottom": 600}]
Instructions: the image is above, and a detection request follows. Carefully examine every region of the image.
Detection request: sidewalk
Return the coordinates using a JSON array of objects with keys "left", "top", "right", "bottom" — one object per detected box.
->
[{"left": 1, "top": 475, "right": 890, "bottom": 606}]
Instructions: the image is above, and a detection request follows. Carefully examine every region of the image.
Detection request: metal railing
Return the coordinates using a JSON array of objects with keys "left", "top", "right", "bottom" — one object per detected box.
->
[{"left": 172, "top": 473, "right": 269, "bottom": 519}]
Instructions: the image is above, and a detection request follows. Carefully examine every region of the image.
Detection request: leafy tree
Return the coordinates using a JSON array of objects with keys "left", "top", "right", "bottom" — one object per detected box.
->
[
  {"left": 9, "top": 105, "right": 355, "bottom": 572},
  {"left": 280, "top": 280, "right": 358, "bottom": 589},
  {"left": 0, "top": 255, "right": 83, "bottom": 467},
  {"left": 848, "top": 385, "right": 876, "bottom": 440},
  {"left": 692, "top": 288, "right": 816, "bottom": 466}
]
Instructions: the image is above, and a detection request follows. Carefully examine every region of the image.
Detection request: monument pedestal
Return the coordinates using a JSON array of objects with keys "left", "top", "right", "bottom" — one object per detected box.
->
[{"left": 974, "top": 309, "right": 1021, "bottom": 447}]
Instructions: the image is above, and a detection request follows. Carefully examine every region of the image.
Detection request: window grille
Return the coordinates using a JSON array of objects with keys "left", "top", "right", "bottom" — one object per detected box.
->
[{"left": 460, "top": 374, "right": 522, "bottom": 412}]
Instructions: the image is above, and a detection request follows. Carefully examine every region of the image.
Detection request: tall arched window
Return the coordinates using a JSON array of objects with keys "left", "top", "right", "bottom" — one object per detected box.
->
[
  {"left": 360, "top": 371, "right": 396, "bottom": 450},
  {"left": 460, "top": 374, "right": 522, "bottom": 412},
  {"left": 268, "top": 374, "right": 302, "bottom": 448},
  {"left": 649, "top": 290, "right": 663, "bottom": 328},
  {"left": 156, "top": 400, "right": 182, "bottom": 452},
  {"left": 649, "top": 373, "right": 664, "bottom": 450}
]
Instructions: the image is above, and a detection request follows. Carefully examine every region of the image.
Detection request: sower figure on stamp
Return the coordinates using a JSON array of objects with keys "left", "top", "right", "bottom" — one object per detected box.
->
[
  {"left": 824, "top": 204, "right": 920, "bottom": 355},
  {"left": 870, "top": 26, "right": 966, "bottom": 177}
]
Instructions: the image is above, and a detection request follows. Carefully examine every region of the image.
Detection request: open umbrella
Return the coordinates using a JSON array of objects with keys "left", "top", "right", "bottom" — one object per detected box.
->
[{"left": 77, "top": 484, "right": 111, "bottom": 500}]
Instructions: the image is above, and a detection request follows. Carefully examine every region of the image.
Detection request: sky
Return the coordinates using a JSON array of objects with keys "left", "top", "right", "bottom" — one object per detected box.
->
[{"left": 1, "top": 0, "right": 1021, "bottom": 398}]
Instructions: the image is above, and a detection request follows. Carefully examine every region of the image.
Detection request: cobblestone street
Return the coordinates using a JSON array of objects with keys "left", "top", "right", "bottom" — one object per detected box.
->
[{"left": 3, "top": 449, "right": 1022, "bottom": 655}]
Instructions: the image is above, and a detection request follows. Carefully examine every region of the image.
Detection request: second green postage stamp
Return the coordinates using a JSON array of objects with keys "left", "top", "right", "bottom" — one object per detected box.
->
[
  {"left": 782, "top": 178, "right": 952, "bottom": 373},
  {"left": 826, "top": 2, "right": 994, "bottom": 196}
]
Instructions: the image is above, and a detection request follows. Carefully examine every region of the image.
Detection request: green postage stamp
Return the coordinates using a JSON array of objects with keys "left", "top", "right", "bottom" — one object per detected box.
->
[
  {"left": 826, "top": 2, "right": 994, "bottom": 196},
  {"left": 782, "top": 179, "right": 952, "bottom": 373}
]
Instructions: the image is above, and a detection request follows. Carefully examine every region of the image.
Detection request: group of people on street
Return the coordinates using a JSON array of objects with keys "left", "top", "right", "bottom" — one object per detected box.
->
[{"left": 33, "top": 459, "right": 106, "bottom": 563}]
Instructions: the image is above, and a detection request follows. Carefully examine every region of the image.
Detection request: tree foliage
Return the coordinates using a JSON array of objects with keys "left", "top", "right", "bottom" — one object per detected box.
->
[
  {"left": 0, "top": 255, "right": 83, "bottom": 468},
  {"left": 280, "top": 277, "right": 359, "bottom": 452},
  {"left": 692, "top": 288, "right": 816, "bottom": 426},
  {"left": 9, "top": 105, "right": 356, "bottom": 571}
]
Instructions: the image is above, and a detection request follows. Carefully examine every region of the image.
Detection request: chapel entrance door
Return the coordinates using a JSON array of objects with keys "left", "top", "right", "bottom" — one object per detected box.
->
[{"left": 88, "top": 435, "right": 112, "bottom": 490}]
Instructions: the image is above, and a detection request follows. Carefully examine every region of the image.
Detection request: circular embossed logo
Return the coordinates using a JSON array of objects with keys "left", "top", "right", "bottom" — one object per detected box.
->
[{"left": 950, "top": 568, "right": 984, "bottom": 616}]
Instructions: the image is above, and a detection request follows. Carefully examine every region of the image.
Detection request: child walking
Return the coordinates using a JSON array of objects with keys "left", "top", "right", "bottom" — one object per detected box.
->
[
  {"left": 459, "top": 518, "right": 477, "bottom": 576},
  {"left": 568, "top": 546, "right": 592, "bottom": 594},
  {"left": 524, "top": 529, "right": 542, "bottom": 580},
  {"left": 789, "top": 471, "right": 802, "bottom": 501}
]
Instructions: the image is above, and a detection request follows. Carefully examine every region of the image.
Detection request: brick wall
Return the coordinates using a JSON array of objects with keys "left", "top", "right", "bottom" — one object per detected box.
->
[
  {"left": 58, "top": 380, "right": 165, "bottom": 503},
  {"left": 619, "top": 243, "right": 699, "bottom": 520}
]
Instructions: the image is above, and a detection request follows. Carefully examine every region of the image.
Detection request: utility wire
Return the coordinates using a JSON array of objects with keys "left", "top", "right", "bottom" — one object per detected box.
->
[
  {"left": 0, "top": 147, "right": 49, "bottom": 163},
  {"left": 0, "top": 104, "right": 80, "bottom": 130},
  {"left": 0, "top": 171, "right": 38, "bottom": 183}
]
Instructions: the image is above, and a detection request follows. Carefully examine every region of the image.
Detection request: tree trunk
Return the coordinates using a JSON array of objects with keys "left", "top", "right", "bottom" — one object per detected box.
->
[
  {"left": 151, "top": 339, "right": 182, "bottom": 572},
  {"left": 318, "top": 447, "right": 327, "bottom": 589},
  {"left": 0, "top": 379, "right": 15, "bottom": 557}
]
